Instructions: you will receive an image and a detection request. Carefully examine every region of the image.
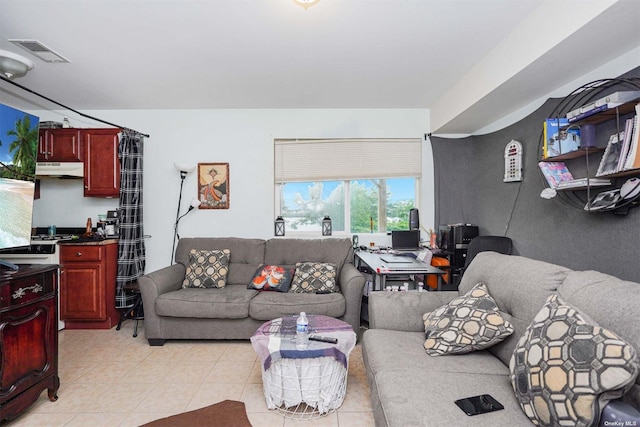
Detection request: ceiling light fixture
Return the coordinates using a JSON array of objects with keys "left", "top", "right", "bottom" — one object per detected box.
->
[
  {"left": 293, "top": 0, "right": 319, "bottom": 10},
  {"left": 0, "top": 49, "right": 34, "bottom": 79}
]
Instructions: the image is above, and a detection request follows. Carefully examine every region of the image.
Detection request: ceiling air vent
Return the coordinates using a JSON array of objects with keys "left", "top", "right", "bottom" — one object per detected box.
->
[{"left": 9, "top": 39, "right": 70, "bottom": 63}]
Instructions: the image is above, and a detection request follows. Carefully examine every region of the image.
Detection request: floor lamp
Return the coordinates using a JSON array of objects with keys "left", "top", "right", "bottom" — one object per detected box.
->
[{"left": 171, "top": 163, "right": 196, "bottom": 263}]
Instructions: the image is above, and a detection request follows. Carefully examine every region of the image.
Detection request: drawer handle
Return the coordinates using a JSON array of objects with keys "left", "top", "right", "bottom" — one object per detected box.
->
[
  {"left": 12, "top": 284, "right": 43, "bottom": 300},
  {"left": 76, "top": 252, "right": 82, "bottom": 256}
]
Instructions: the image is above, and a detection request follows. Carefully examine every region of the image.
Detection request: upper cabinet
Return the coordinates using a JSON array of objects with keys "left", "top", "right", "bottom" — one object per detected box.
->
[
  {"left": 38, "top": 129, "right": 83, "bottom": 162},
  {"left": 83, "top": 129, "right": 121, "bottom": 198}
]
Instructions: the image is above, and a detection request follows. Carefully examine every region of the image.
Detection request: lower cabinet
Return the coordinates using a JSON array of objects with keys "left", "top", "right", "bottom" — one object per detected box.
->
[
  {"left": 59, "top": 242, "right": 120, "bottom": 329},
  {"left": 0, "top": 264, "right": 60, "bottom": 422}
]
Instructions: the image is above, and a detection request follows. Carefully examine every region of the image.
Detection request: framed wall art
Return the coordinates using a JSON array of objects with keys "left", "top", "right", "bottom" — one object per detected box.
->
[{"left": 198, "top": 162, "right": 229, "bottom": 209}]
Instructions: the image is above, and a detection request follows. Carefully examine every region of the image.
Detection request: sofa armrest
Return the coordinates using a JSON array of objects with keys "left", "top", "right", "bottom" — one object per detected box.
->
[
  {"left": 368, "top": 291, "right": 458, "bottom": 332},
  {"left": 339, "top": 263, "right": 366, "bottom": 334},
  {"left": 138, "top": 263, "right": 186, "bottom": 343}
]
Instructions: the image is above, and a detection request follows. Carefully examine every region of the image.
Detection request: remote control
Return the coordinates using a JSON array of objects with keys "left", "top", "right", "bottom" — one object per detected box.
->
[{"left": 308, "top": 335, "right": 338, "bottom": 344}]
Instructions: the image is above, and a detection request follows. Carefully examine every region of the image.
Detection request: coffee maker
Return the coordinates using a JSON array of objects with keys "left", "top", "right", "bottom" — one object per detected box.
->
[{"left": 105, "top": 209, "right": 120, "bottom": 237}]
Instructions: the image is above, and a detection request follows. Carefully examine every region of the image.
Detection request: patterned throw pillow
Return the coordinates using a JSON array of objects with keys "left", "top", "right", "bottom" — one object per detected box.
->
[
  {"left": 290, "top": 262, "right": 338, "bottom": 293},
  {"left": 422, "top": 282, "right": 514, "bottom": 356},
  {"left": 510, "top": 295, "right": 639, "bottom": 427},
  {"left": 247, "top": 264, "right": 294, "bottom": 292},
  {"left": 182, "top": 249, "right": 231, "bottom": 288}
]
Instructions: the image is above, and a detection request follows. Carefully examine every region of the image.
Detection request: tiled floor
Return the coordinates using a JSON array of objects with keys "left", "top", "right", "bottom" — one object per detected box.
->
[{"left": 6, "top": 321, "right": 375, "bottom": 427}]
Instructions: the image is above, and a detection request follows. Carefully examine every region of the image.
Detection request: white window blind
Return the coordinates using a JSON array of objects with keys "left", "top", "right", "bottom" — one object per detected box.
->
[{"left": 274, "top": 138, "right": 422, "bottom": 183}]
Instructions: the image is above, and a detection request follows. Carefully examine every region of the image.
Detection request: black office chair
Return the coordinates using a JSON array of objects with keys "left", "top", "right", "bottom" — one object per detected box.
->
[{"left": 463, "top": 236, "right": 513, "bottom": 272}]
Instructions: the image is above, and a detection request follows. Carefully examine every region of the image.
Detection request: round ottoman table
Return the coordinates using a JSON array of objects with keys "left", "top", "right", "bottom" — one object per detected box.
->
[{"left": 250, "top": 314, "right": 356, "bottom": 419}]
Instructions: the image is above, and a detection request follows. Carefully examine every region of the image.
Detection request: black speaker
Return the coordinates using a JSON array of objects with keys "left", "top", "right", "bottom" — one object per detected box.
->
[{"left": 409, "top": 208, "right": 419, "bottom": 230}]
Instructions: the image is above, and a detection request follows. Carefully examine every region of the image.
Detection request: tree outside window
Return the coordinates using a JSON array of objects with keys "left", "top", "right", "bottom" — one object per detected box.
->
[{"left": 281, "top": 177, "right": 415, "bottom": 233}]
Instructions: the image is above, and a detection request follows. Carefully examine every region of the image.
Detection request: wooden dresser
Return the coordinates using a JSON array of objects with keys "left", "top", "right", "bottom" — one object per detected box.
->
[{"left": 0, "top": 264, "right": 60, "bottom": 422}]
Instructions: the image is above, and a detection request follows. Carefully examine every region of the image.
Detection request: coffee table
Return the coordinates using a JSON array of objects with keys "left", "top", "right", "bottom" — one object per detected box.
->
[{"left": 250, "top": 314, "right": 356, "bottom": 419}]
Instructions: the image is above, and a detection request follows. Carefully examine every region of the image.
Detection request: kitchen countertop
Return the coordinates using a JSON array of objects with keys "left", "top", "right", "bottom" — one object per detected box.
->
[{"left": 57, "top": 238, "right": 118, "bottom": 246}]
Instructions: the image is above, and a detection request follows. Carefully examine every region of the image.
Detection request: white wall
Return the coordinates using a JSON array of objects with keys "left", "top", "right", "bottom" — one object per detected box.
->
[{"left": 31, "top": 109, "right": 431, "bottom": 272}]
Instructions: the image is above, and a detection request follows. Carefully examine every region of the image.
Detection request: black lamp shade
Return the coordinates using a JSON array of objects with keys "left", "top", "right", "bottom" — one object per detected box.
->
[
  {"left": 322, "top": 216, "right": 332, "bottom": 236},
  {"left": 275, "top": 216, "right": 285, "bottom": 236}
]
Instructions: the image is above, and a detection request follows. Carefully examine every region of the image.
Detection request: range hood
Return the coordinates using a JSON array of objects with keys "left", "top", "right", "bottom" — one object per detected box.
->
[{"left": 36, "top": 162, "right": 84, "bottom": 178}]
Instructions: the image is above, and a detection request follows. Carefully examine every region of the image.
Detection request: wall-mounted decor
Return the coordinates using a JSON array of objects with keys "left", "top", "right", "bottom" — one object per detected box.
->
[{"left": 198, "top": 162, "right": 229, "bottom": 209}]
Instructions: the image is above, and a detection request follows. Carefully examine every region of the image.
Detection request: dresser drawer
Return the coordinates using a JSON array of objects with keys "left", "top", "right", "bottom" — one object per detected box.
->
[
  {"left": 0, "top": 271, "right": 55, "bottom": 310},
  {"left": 60, "top": 245, "right": 103, "bottom": 262}
]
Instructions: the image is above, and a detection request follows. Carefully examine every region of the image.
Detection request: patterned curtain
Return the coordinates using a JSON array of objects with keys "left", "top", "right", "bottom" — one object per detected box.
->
[{"left": 115, "top": 131, "right": 146, "bottom": 309}]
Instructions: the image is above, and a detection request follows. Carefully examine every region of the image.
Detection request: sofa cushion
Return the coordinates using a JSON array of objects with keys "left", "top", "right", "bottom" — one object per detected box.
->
[
  {"left": 249, "top": 291, "right": 345, "bottom": 321},
  {"left": 247, "top": 264, "right": 294, "bottom": 292},
  {"left": 362, "top": 329, "right": 509, "bottom": 378},
  {"left": 182, "top": 249, "right": 231, "bottom": 288},
  {"left": 422, "top": 282, "right": 514, "bottom": 356},
  {"left": 290, "top": 262, "right": 338, "bottom": 293},
  {"left": 156, "top": 285, "right": 257, "bottom": 319},
  {"left": 176, "top": 237, "right": 266, "bottom": 285},
  {"left": 372, "top": 368, "right": 531, "bottom": 427},
  {"left": 510, "top": 294, "right": 639, "bottom": 427},
  {"left": 264, "top": 238, "right": 353, "bottom": 276},
  {"left": 459, "top": 252, "right": 571, "bottom": 366}
]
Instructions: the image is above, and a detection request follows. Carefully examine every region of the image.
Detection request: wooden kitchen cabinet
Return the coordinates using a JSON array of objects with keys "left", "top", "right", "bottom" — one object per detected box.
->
[
  {"left": 0, "top": 264, "right": 59, "bottom": 422},
  {"left": 83, "top": 128, "right": 121, "bottom": 197},
  {"left": 59, "top": 241, "right": 119, "bottom": 329},
  {"left": 37, "top": 128, "right": 83, "bottom": 162}
]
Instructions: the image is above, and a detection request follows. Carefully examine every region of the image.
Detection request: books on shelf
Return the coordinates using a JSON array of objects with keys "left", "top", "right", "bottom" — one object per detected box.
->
[
  {"left": 543, "top": 118, "right": 580, "bottom": 158},
  {"left": 538, "top": 161, "right": 573, "bottom": 188},
  {"left": 538, "top": 161, "right": 611, "bottom": 190},
  {"left": 622, "top": 103, "right": 640, "bottom": 171},
  {"left": 567, "top": 90, "right": 640, "bottom": 122},
  {"left": 596, "top": 132, "right": 625, "bottom": 176},
  {"left": 556, "top": 177, "right": 611, "bottom": 190}
]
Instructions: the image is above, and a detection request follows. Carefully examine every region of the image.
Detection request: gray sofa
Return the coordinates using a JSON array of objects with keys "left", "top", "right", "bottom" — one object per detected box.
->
[
  {"left": 362, "top": 252, "right": 640, "bottom": 426},
  {"left": 138, "top": 237, "right": 365, "bottom": 346}
]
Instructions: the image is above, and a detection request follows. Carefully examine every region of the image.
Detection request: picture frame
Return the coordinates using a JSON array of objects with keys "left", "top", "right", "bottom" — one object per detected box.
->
[{"left": 197, "top": 163, "right": 229, "bottom": 209}]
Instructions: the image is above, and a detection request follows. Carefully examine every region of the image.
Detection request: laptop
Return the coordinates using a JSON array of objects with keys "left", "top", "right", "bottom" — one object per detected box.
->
[{"left": 391, "top": 230, "right": 422, "bottom": 252}]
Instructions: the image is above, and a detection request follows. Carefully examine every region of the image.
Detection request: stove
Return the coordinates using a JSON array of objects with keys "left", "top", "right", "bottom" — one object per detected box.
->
[{"left": 0, "top": 234, "right": 76, "bottom": 331}]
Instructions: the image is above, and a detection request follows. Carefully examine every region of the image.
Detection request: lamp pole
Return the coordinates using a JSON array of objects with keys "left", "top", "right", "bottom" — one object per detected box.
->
[{"left": 171, "top": 163, "right": 195, "bottom": 264}]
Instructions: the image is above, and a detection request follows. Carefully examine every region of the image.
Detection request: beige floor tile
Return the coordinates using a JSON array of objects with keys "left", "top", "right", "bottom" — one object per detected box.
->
[
  {"left": 247, "top": 410, "right": 286, "bottom": 427},
  {"left": 205, "top": 360, "right": 255, "bottom": 383},
  {"left": 63, "top": 412, "right": 128, "bottom": 427},
  {"left": 30, "top": 382, "right": 111, "bottom": 413},
  {"left": 186, "top": 382, "right": 246, "bottom": 410},
  {"left": 3, "top": 411, "right": 76, "bottom": 427},
  {"left": 162, "top": 361, "right": 215, "bottom": 383},
  {"left": 283, "top": 411, "right": 339, "bottom": 427},
  {"left": 135, "top": 382, "right": 197, "bottom": 412},
  {"left": 338, "top": 379, "right": 373, "bottom": 412},
  {"left": 337, "top": 411, "right": 376, "bottom": 426},
  {"left": 241, "top": 382, "right": 271, "bottom": 413},
  {"left": 249, "top": 360, "right": 264, "bottom": 383},
  {"left": 182, "top": 341, "right": 226, "bottom": 361},
  {"left": 120, "top": 411, "right": 177, "bottom": 427},
  {"left": 219, "top": 341, "right": 260, "bottom": 362},
  {"left": 124, "top": 360, "right": 174, "bottom": 383},
  {"left": 82, "top": 382, "right": 155, "bottom": 412}
]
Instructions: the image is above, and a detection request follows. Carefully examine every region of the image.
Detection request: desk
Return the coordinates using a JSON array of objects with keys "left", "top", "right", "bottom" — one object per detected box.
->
[{"left": 355, "top": 251, "right": 446, "bottom": 291}]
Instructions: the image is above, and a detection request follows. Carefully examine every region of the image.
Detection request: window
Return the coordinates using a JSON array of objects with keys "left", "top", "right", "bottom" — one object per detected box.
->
[{"left": 275, "top": 139, "right": 421, "bottom": 234}]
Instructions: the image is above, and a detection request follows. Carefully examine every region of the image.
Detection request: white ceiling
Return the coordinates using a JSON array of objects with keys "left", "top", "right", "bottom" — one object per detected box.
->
[{"left": 1, "top": 0, "right": 639, "bottom": 133}]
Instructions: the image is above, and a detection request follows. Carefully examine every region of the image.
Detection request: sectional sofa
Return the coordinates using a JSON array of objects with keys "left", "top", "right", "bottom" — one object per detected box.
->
[
  {"left": 138, "top": 237, "right": 365, "bottom": 346},
  {"left": 362, "top": 252, "right": 640, "bottom": 426}
]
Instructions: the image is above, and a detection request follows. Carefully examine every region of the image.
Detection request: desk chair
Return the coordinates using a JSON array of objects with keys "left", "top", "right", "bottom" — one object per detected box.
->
[{"left": 463, "top": 235, "right": 513, "bottom": 273}]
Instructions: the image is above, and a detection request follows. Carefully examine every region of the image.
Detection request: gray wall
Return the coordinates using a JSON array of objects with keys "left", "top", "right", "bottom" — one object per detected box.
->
[{"left": 432, "top": 69, "right": 640, "bottom": 283}]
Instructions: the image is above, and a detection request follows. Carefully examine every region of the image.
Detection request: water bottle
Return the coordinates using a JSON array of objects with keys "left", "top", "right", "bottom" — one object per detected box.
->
[
  {"left": 296, "top": 312, "right": 309, "bottom": 349},
  {"left": 296, "top": 312, "right": 309, "bottom": 336}
]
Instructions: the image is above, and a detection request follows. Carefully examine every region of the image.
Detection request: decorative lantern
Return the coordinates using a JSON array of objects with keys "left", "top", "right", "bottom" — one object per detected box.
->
[
  {"left": 322, "top": 215, "right": 332, "bottom": 236},
  {"left": 275, "top": 216, "right": 285, "bottom": 236}
]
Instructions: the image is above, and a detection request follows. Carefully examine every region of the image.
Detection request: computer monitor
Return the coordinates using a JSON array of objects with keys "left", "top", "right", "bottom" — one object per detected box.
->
[{"left": 391, "top": 230, "right": 420, "bottom": 250}]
